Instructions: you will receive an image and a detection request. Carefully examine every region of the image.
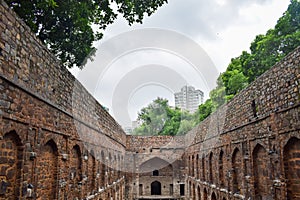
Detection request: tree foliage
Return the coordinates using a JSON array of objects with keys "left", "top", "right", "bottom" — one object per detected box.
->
[
  {"left": 133, "top": 98, "right": 196, "bottom": 136},
  {"left": 242, "top": 0, "right": 300, "bottom": 82},
  {"left": 133, "top": 97, "right": 217, "bottom": 136},
  {"left": 133, "top": 0, "right": 300, "bottom": 135},
  {"left": 206, "top": 0, "right": 300, "bottom": 111},
  {"left": 5, "top": 0, "right": 167, "bottom": 68},
  {"left": 195, "top": 99, "right": 212, "bottom": 123}
]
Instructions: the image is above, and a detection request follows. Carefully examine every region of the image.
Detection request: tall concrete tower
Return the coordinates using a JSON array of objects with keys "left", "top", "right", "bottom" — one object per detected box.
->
[{"left": 174, "top": 86, "right": 204, "bottom": 113}]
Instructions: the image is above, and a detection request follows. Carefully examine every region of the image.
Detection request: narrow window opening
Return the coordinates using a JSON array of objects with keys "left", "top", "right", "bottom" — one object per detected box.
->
[
  {"left": 180, "top": 184, "right": 185, "bottom": 196},
  {"left": 252, "top": 100, "right": 257, "bottom": 117},
  {"left": 153, "top": 170, "right": 159, "bottom": 176},
  {"left": 170, "top": 184, "right": 173, "bottom": 195},
  {"left": 139, "top": 184, "right": 143, "bottom": 195}
]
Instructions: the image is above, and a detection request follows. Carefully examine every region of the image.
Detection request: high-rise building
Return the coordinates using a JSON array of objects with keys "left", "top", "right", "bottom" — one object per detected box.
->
[{"left": 174, "top": 86, "right": 204, "bottom": 113}]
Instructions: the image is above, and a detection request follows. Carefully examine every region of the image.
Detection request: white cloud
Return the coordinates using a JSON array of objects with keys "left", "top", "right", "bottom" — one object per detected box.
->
[{"left": 70, "top": 0, "right": 290, "bottom": 127}]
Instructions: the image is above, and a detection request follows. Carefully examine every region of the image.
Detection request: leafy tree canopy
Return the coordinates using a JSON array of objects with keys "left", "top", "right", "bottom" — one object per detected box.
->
[
  {"left": 5, "top": 0, "right": 167, "bottom": 68},
  {"left": 134, "top": 0, "right": 300, "bottom": 135},
  {"left": 208, "top": 0, "right": 300, "bottom": 111},
  {"left": 242, "top": 0, "right": 300, "bottom": 82},
  {"left": 133, "top": 97, "right": 197, "bottom": 136}
]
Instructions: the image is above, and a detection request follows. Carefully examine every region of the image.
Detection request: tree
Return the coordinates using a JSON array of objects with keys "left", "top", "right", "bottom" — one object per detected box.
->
[
  {"left": 226, "top": 71, "right": 248, "bottom": 95},
  {"left": 209, "top": 76, "right": 226, "bottom": 111},
  {"left": 242, "top": 0, "right": 300, "bottom": 82},
  {"left": 177, "top": 119, "right": 194, "bottom": 135},
  {"left": 134, "top": 97, "right": 170, "bottom": 135},
  {"left": 195, "top": 99, "right": 212, "bottom": 123},
  {"left": 5, "top": 0, "right": 167, "bottom": 68},
  {"left": 133, "top": 97, "right": 196, "bottom": 136},
  {"left": 220, "top": 57, "right": 248, "bottom": 95}
]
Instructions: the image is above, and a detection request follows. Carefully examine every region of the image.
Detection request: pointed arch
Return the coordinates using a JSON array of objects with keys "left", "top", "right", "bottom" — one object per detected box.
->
[
  {"left": 219, "top": 149, "right": 225, "bottom": 187},
  {"left": 209, "top": 152, "right": 214, "bottom": 183},
  {"left": 232, "top": 148, "right": 242, "bottom": 194},
  {"left": 201, "top": 154, "right": 205, "bottom": 181},
  {"left": 0, "top": 131, "right": 23, "bottom": 199},
  {"left": 284, "top": 137, "right": 300, "bottom": 199},
  {"left": 37, "top": 139, "right": 58, "bottom": 199},
  {"left": 197, "top": 185, "right": 201, "bottom": 200},
  {"left": 151, "top": 181, "right": 161, "bottom": 195},
  {"left": 196, "top": 154, "right": 200, "bottom": 179},
  {"left": 117, "top": 154, "right": 121, "bottom": 177},
  {"left": 108, "top": 152, "right": 112, "bottom": 183},
  {"left": 253, "top": 144, "right": 271, "bottom": 199},
  {"left": 192, "top": 183, "right": 196, "bottom": 200},
  {"left": 192, "top": 155, "right": 195, "bottom": 177},
  {"left": 203, "top": 188, "right": 208, "bottom": 200},
  {"left": 211, "top": 192, "right": 217, "bottom": 200},
  {"left": 69, "top": 144, "right": 82, "bottom": 199},
  {"left": 189, "top": 181, "right": 192, "bottom": 197},
  {"left": 139, "top": 157, "right": 172, "bottom": 175},
  {"left": 101, "top": 151, "right": 106, "bottom": 187},
  {"left": 88, "top": 150, "right": 96, "bottom": 192}
]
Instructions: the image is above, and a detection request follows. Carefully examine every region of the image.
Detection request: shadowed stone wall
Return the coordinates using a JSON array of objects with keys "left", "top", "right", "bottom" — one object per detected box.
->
[{"left": 0, "top": 1, "right": 126, "bottom": 199}]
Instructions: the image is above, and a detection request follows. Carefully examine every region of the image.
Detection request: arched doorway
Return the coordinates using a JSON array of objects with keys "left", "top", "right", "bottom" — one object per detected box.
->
[
  {"left": 0, "top": 131, "right": 23, "bottom": 200},
  {"left": 201, "top": 155, "right": 205, "bottom": 181},
  {"left": 192, "top": 184, "right": 196, "bottom": 200},
  {"left": 219, "top": 150, "right": 225, "bottom": 187},
  {"left": 37, "top": 140, "right": 58, "bottom": 199},
  {"left": 253, "top": 144, "right": 271, "bottom": 199},
  {"left": 151, "top": 181, "right": 161, "bottom": 195},
  {"left": 203, "top": 188, "right": 208, "bottom": 200},
  {"left": 69, "top": 145, "right": 82, "bottom": 199},
  {"left": 232, "top": 148, "right": 242, "bottom": 194},
  {"left": 209, "top": 152, "right": 214, "bottom": 183},
  {"left": 284, "top": 137, "right": 300, "bottom": 199},
  {"left": 197, "top": 185, "right": 201, "bottom": 200},
  {"left": 101, "top": 151, "right": 106, "bottom": 187},
  {"left": 211, "top": 192, "right": 217, "bottom": 200}
]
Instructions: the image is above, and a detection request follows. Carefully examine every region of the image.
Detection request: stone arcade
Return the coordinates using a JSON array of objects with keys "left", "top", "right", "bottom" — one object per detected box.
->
[{"left": 0, "top": 1, "right": 299, "bottom": 199}]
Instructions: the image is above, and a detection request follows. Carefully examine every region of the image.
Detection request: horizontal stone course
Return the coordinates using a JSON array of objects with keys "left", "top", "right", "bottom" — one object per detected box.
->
[{"left": 0, "top": 0, "right": 299, "bottom": 199}]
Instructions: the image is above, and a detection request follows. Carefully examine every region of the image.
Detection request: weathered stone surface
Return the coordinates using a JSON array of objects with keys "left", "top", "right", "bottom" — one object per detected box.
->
[
  {"left": 0, "top": 0, "right": 299, "bottom": 200},
  {"left": 0, "top": 1, "right": 125, "bottom": 200}
]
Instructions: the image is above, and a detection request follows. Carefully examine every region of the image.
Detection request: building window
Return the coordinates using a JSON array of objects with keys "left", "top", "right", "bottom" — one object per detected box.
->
[
  {"left": 153, "top": 170, "right": 159, "bottom": 176},
  {"left": 180, "top": 184, "right": 185, "bottom": 196},
  {"left": 139, "top": 184, "right": 143, "bottom": 195},
  {"left": 170, "top": 184, "right": 173, "bottom": 195}
]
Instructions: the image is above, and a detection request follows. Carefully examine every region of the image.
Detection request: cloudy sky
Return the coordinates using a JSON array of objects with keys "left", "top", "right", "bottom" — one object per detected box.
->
[{"left": 71, "top": 0, "right": 290, "bottom": 128}]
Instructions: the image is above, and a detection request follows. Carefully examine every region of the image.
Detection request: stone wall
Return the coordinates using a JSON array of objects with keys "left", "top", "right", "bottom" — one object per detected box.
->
[
  {"left": 0, "top": 0, "right": 300, "bottom": 199},
  {"left": 185, "top": 46, "right": 300, "bottom": 199},
  {"left": 0, "top": 1, "right": 126, "bottom": 199},
  {"left": 0, "top": 0, "right": 126, "bottom": 144},
  {"left": 125, "top": 136, "right": 186, "bottom": 200}
]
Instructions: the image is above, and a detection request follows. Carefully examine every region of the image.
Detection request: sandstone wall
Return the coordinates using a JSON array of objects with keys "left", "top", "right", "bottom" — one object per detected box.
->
[
  {"left": 185, "top": 46, "right": 300, "bottom": 199},
  {"left": 1, "top": 0, "right": 300, "bottom": 199},
  {"left": 125, "top": 135, "right": 186, "bottom": 200},
  {"left": 0, "top": 0, "right": 126, "bottom": 144},
  {"left": 0, "top": 1, "right": 126, "bottom": 199}
]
